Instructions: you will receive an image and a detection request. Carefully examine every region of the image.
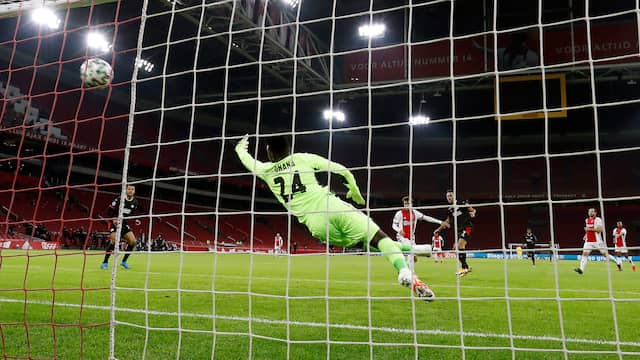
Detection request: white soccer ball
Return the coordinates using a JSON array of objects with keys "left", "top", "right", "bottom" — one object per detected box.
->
[{"left": 80, "top": 58, "right": 112, "bottom": 88}]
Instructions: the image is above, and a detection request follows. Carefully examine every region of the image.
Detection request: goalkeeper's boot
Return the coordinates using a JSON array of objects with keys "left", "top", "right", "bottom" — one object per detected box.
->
[
  {"left": 100, "top": 262, "right": 108, "bottom": 270},
  {"left": 456, "top": 268, "right": 472, "bottom": 277},
  {"left": 460, "top": 268, "right": 471, "bottom": 277},
  {"left": 398, "top": 268, "right": 435, "bottom": 302},
  {"left": 412, "top": 277, "right": 435, "bottom": 302},
  {"left": 120, "top": 261, "right": 130, "bottom": 270},
  {"left": 573, "top": 268, "right": 583, "bottom": 275}
]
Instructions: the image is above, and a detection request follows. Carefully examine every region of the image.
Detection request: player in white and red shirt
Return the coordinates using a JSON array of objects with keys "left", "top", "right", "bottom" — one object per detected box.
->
[
  {"left": 274, "top": 232, "right": 284, "bottom": 255},
  {"left": 392, "top": 196, "right": 446, "bottom": 247},
  {"left": 574, "top": 208, "right": 621, "bottom": 274},
  {"left": 432, "top": 230, "right": 444, "bottom": 263},
  {"left": 613, "top": 221, "right": 635, "bottom": 271}
]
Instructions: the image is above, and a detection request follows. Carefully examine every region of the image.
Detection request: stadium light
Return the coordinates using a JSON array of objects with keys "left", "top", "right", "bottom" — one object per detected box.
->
[
  {"left": 409, "top": 97, "right": 430, "bottom": 125},
  {"left": 323, "top": 109, "right": 346, "bottom": 122},
  {"left": 135, "top": 58, "right": 155, "bottom": 73},
  {"left": 409, "top": 115, "right": 430, "bottom": 126},
  {"left": 32, "top": 7, "right": 61, "bottom": 29},
  {"left": 87, "top": 32, "right": 111, "bottom": 53},
  {"left": 282, "top": 0, "right": 300, "bottom": 7},
  {"left": 358, "top": 24, "right": 385, "bottom": 39}
]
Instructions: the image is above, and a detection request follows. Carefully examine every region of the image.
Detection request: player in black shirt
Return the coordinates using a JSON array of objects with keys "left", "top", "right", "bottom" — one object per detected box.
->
[
  {"left": 436, "top": 190, "right": 476, "bottom": 277},
  {"left": 523, "top": 227, "right": 538, "bottom": 266},
  {"left": 100, "top": 184, "right": 141, "bottom": 270}
]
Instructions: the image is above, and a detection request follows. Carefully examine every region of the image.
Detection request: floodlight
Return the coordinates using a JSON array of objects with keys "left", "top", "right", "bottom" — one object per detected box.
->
[
  {"left": 358, "top": 24, "right": 385, "bottom": 39},
  {"left": 323, "top": 110, "right": 346, "bottom": 122},
  {"left": 32, "top": 7, "right": 60, "bottom": 29},
  {"left": 87, "top": 32, "right": 111, "bottom": 53},
  {"left": 409, "top": 115, "right": 430, "bottom": 126}
]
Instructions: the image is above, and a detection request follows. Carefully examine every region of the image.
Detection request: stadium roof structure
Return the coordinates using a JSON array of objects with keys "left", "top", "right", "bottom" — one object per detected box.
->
[{"left": 1, "top": 0, "right": 639, "bottom": 158}]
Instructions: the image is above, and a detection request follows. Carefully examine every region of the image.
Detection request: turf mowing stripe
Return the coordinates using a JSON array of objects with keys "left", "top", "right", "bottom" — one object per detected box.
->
[
  {"left": 5, "top": 264, "right": 640, "bottom": 296},
  {"left": 1, "top": 297, "right": 639, "bottom": 349}
]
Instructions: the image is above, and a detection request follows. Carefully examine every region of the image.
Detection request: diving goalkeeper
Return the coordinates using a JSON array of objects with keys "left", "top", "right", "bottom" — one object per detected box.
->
[{"left": 235, "top": 134, "right": 434, "bottom": 301}]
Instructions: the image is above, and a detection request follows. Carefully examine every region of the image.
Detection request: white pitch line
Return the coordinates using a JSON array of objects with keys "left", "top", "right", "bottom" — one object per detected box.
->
[{"left": 1, "top": 297, "right": 639, "bottom": 349}]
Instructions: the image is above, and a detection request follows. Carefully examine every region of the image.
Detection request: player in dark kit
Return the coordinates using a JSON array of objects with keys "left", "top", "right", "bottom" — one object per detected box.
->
[
  {"left": 101, "top": 184, "right": 142, "bottom": 270},
  {"left": 524, "top": 227, "right": 538, "bottom": 266},
  {"left": 435, "top": 190, "right": 476, "bottom": 277}
]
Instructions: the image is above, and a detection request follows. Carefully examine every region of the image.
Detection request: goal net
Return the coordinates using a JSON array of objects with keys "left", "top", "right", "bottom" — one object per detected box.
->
[{"left": 1, "top": 0, "right": 639, "bottom": 359}]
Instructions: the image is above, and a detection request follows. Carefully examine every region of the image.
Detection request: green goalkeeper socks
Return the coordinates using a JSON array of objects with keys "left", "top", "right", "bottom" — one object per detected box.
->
[
  {"left": 398, "top": 243, "right": 412, "bottom": 252},
  {"left": 377, "top": 238, "right": 408, "bottom": 272}
]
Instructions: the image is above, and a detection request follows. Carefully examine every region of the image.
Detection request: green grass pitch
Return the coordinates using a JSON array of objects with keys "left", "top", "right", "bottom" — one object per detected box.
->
[{"left": 0, "top": 251, "right": 639, "bottom": 359}]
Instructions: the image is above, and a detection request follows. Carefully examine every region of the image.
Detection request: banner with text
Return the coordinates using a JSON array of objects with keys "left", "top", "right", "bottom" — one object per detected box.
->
[
  {"left": 344, "top": 23, "right": 639, "bottom": 83},
  {"left": 0, "top": 240, "right": 61, "bottom": 250}
]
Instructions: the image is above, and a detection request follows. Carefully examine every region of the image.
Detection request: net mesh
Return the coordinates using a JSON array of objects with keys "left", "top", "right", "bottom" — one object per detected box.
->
[{"left": 0, "top": 0, "right": 639, "bottom": 359}]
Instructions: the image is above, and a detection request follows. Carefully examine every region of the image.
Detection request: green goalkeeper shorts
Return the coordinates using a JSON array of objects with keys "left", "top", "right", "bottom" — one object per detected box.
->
[{"left": 298, "top": 194, "right": 379, "bottom": 249}]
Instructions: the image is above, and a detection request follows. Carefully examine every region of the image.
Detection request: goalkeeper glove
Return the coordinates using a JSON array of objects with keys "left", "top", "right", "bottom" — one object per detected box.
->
[{"left": 236, "top": 134, "right": 249, "bottom": 153}]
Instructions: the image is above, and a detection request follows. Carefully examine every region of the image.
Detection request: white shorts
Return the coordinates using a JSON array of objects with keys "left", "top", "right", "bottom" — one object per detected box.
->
[
  {"left": 615, "top": 246, "right": 628, "bottom": 254},
  {"left": 396, "top": 235, "right": 413, "bottom": 248},
  {"left": 583, "top": 241, "right": 608, "bottom": 255},
  {"left": 433, "top": 247, "right": 442, "bottom": 252}
]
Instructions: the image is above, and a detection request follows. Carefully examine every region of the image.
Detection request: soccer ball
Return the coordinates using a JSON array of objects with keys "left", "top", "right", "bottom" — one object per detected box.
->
[{"left": 80, "top": 58, "right": 112, "bottom": 88}]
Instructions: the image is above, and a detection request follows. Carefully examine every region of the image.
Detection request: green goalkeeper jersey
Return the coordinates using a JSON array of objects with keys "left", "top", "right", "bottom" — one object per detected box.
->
[
  {"left": 235, "top": 136, "right": 374, "bottom": 247},
  {"left": 235, "top": 143, "right": 361, "bottom": 216}
]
